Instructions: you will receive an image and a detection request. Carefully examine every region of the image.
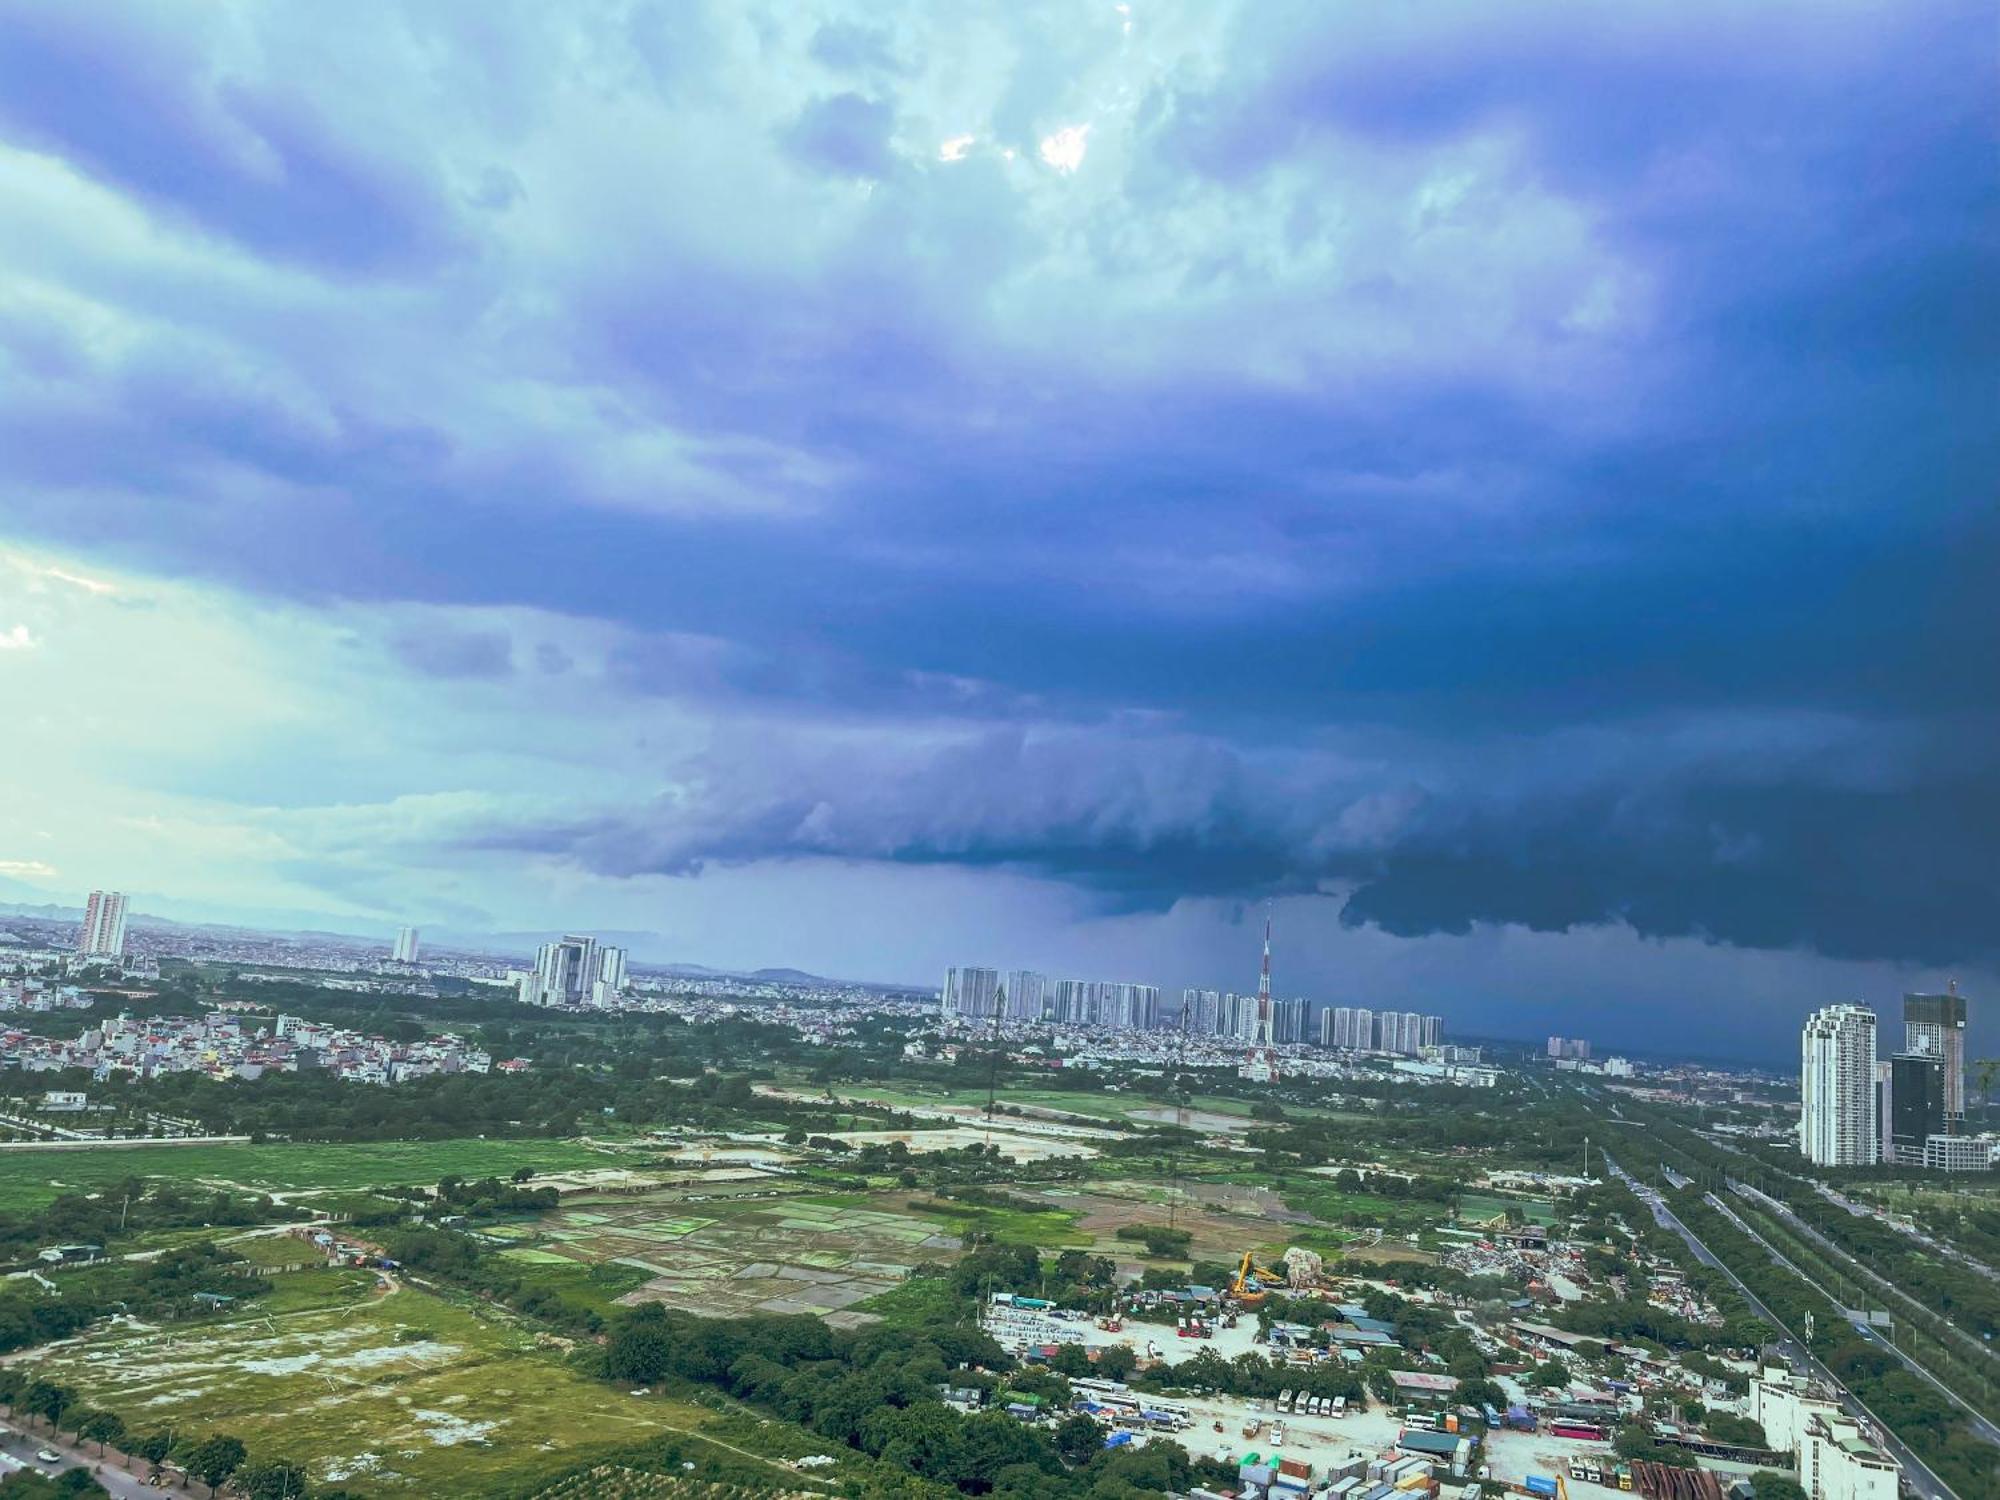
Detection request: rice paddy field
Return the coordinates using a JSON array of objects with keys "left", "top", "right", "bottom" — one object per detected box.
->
[{"left": 20, "top": 1269, "right": 707, "bottom": 1495}]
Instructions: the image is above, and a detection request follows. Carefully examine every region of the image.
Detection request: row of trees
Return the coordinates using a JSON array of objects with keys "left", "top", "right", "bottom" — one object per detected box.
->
[{"left": 0, "top": 1371, "right": 317, "bottom": 1497}]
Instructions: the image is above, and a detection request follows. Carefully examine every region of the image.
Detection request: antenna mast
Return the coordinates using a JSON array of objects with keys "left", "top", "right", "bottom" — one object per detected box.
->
[{"left": 1246, "top": 902, "right": 1278, "bottom": 1078}]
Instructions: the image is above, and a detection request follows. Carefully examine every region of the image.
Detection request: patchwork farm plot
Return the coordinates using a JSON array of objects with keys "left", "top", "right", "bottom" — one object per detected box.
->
[{"left": 507, "top": 1192, "right": 966, "bottom": 1327}]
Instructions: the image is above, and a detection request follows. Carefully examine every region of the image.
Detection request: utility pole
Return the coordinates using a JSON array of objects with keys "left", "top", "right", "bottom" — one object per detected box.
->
[
  {"left": 1168, "top": 1004, "right": 1190, "bottom": 1234},
  {"left": 982, "top": 998, "right": 1003, "bottom": 1155}
]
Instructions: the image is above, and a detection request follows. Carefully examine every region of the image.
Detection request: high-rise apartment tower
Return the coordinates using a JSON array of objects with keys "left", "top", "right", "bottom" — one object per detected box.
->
[
  {"left": 1801, "top": 1003, "right": 1878, "bottom": 1166},
  {"left": 525, "top": 935, "right": 628, "bottom": 1008},
  {"left": 77, "top": 890, "right": 128, "bottom": 961}
]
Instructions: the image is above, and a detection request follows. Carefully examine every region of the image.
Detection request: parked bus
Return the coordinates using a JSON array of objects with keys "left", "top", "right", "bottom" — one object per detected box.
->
[{"left": 1550, "top": 1422, "right": 1609, "bottom": 1442}]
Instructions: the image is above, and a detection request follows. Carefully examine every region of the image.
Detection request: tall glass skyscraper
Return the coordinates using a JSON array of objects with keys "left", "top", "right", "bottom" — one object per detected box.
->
[{"left": 1903, "top": 987, "right": 1968, "bottom": 1129}]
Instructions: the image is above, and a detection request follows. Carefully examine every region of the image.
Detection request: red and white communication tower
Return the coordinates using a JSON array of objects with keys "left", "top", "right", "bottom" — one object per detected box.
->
[{"left": 1244, "top": 903, "right": 1280, "bottom": 1082}]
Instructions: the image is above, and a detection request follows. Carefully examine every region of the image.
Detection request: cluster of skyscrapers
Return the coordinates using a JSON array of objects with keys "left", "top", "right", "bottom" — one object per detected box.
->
[
  {"left": 941, "top": 968, "right": 1162, "bottom": 1029},
  {"left": 1180, "top": 988, "right": 1445, "bottom": 1055},
  {"left": 1181, "top": 988, "right": 1313, "bottom": 1042},
  {"left": 75, "top": 889, "right": 129, "bottom": 961},
  {"left": 941, "top": 963, "right": 1441, "bottom": 1054},
  {"left": 521, "top": 934, "right": 630, "bottom": 1008},
  {"left": 1546, "top": 1035, "right": 1592, "bottom": 1060},
  {"left": 1288, "top": 1003, "right": 1440, "bottom": 1054},
  {"left": 1800, "top": 987, "right": 1979, "bottom": 1170},
  {"left": 1179, "top": 988, "right": 1330, "bottom": 1045}
]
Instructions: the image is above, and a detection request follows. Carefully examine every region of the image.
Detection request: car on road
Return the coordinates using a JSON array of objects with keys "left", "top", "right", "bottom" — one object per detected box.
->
[{"left": 35, "top": 1449, "right": 60, "bottom": 1463}]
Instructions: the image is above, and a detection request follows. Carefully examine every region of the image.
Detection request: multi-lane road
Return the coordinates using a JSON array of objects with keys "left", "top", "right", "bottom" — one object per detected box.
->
[
  {"left": 1721, "top": 1182, "right": 2000, "bottom": 1446},
  {"left": 1601, "top": 1151, "right": 1960, "bottom": 1500}
]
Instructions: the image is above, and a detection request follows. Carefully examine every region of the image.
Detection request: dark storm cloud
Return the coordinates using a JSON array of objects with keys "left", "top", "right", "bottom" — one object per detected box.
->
[
  {"left": 457, "top": 706, "right": 2000, "bottom": 966},
  {"left": 0, "top": 1, "right": 1993, "bottom": 974}
]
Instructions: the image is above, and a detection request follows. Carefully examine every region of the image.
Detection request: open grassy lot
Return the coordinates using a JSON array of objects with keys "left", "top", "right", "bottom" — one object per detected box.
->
[
  {"left": 1274, "top": 1176, "right": 1455, "bottom": 1236},
  {"left": 795, "top": 1077, "right": 1366, "bottom": 1131},
  {"left": 0, "top": 1137, "right": 627, "bottom": 1212},
  {"left": 1456, "top": 1190, "right": 1561, "bottom": 1226},
  {"left": 20, "top": 1268, "right": 701, "bottom": 1496},
  {"left": 794, "top": 1080, "right": 1144, "bottom": 1122},
  {"left": 503, "top": 1187, "right": 982, "bottom": 1327},
  {"left": 905, "top": 1192, "right": 1094, "bottom": 1250}
]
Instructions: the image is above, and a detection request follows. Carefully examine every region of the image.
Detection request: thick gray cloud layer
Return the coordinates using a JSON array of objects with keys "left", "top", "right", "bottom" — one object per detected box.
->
[{"left": 0, "top": 0, "right": 1993, "bottom": 1003}]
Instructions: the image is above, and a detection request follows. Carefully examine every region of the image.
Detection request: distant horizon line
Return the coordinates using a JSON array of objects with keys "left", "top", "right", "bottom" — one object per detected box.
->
[{"left": 1, "top": 894, "right": 1805, "bottom": 1074}]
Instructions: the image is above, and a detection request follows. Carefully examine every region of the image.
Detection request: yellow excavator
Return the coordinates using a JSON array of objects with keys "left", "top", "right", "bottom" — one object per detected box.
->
[{"left": 1230, "top": 1249, "right": 1290, "bottom": 1306}]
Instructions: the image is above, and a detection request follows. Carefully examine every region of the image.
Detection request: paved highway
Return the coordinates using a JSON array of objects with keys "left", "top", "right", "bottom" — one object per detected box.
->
[
  {"left": 0, "top": 1424, "right": 157, "bottom": 1498},
  {"left": 1601, "top": 1151, "right": 1959, "bottom": 1500},
  {"left": 1723, "top": 1182, "right": 2000, "bottom": 1444},
  {"left": 1814, "top": 1183, "right": 2000, "bottom": 1287}
]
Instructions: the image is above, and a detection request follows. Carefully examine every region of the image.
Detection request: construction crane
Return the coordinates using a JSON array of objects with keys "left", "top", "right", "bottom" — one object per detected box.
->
[{"left": 1230, "top": 1249, "right": 1289, "bottom": 1306}]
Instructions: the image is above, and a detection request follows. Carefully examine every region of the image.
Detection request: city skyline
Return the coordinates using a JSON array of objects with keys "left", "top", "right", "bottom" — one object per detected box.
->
[
  {"left": 0, "top": 4, "right": 1994, "bottom": 1066},
  {"left": 0, "top": 880, "right": 1981, "bottom": 1068}
]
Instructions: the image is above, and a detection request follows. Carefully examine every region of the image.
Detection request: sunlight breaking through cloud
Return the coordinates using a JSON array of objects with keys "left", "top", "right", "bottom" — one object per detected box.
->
[{"left": 1038, "top": 123, "right": 1091, "bottom": 174}]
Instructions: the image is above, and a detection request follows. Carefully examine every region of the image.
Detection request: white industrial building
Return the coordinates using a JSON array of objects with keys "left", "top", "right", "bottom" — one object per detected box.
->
[{"left": 1751, "top": 1367, "right": 1896, "bottom": 1500}]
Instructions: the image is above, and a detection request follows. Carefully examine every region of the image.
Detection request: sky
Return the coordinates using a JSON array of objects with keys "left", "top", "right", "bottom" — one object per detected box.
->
[{"left": 0, "top": 2, "right": 1994, "bottom": 1064}]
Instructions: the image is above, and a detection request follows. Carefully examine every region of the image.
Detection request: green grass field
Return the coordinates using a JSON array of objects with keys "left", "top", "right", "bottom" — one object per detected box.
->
[
  {"left": 892, "top": 1193, "right": 1092, "bottom": 1249},
  {"left": 1274, "top": 1177, "right": 1454, "bottom": 1234},
  {"left": 495, "top": 1252, "right": 655, "bottom": 1317},
  {"left": 1456, "top": 1191, "right": 1561, "bottom": 1226},
  {"left": 22, "top": 1269, "right": 713, "bottom": 1495},
  {"left": 0, "top": 1138, "right": 624, "bottom": 1212}
]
